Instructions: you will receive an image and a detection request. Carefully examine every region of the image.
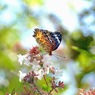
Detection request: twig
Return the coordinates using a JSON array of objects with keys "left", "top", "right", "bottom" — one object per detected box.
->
[
  {"left": 32, "top": 82, "right": 43, "bottom": 95},
  {"left": 48, "top": 88, "right": 53, "bottom": 95},
  {"left": 43, "top": 75, "right": 48, "bottom": 86}
]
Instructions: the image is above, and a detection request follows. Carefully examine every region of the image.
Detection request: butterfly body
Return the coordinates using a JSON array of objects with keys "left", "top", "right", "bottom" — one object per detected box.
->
[{"left": 33, "top": 28, "right": 62, "bottom": 55}]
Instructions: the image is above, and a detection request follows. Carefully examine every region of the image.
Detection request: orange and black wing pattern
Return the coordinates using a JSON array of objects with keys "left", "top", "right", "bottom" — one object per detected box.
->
[{"left": 33, "top": 28, "right": 62, "bottom": 55}]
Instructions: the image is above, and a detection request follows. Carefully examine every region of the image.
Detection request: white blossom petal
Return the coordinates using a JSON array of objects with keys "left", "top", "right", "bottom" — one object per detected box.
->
[
  {"left": 18, "top": 71, "right": 26, "bottom": 82},
  {"left": 35, "top": 69, "right": 44, "bottom": 80},
  {"left": 17, "top": 54, "right": 27, "bottom": 65},
  {"left": 24, "top": 57, "right": 31, "bottom": 66}
]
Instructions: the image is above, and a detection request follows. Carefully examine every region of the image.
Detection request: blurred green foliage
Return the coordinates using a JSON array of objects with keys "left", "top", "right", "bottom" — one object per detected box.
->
[{"left": 0, "top": 0, "right": 44, "bottom": 94}]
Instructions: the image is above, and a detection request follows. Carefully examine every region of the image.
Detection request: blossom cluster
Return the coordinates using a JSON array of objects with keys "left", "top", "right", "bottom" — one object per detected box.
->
[
  {"left": 79, "top": 88, "right": 95, "bottom": 95},
  {"left": 16, "top": 46, "right": 64, "bottom": 95},
  {"left": 18, "top": 46, "right": 63, "bottom": 81}
]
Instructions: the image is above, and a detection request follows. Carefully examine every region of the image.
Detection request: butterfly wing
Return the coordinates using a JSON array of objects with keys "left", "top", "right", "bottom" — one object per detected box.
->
[
  {"left": 50, "top": 32, "right": 62, "bottom": 50},
  {"left": 33, "top": 28, "right": 62, "bottom": 55},
  {"left": 33, "top": 28, "right": 53, "bottom": 55}
]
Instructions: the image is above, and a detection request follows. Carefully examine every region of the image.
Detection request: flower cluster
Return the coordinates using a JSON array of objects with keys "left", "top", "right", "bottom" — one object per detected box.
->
[
  {"left": 49, "top": 77, "right": 64, "bottom": 93},
  {"left": 17, "top": 46, "right": 64, "bottom": 95},
  {"left": 18, "top": 46, "right": 63, "bottom": 81},
  {"left": 79, "top": 88, "right": 95, "bottom": 95}
]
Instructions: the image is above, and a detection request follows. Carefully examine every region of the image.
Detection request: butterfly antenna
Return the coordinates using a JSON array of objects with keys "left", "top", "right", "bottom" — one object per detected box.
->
[{"left": 52, "top": 53, "right": 65, "bottom": 59}]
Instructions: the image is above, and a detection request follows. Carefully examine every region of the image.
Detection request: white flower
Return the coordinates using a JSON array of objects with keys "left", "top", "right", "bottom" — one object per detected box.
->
[
  {"left": 44, "top": 66, "right": 50, "bottom": 74},
  {"left": 42, "top": 54, "right": 54, "bottom": 68},
  {"left": 17, "top": 54, "right": 27, "bottom": 65},
  {"left": 17, "top": 54, "right": 31, "bottom": 66},
  {"left": 24, "top": 56, "right": 31, "bottom": 66},
  {"left": 18, "top": 71, "right": 26, "bottom": 82},
  {"left": 50, "top": 67, "right": 63, "bottom": 78},
  {"left": 35, "top": 69, "right": 44, "bottom": 80},
  {"left": 34, "top": 66, "right": 50, "bottom": 80},
  {"left": 31, "top": 59, "right": 41, "bottom": 71}
]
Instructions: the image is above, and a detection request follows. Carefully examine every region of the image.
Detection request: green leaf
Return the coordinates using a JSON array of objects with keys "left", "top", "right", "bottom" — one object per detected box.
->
[{"left": 42, "top": 84, "right": 51, "bottom": 92}]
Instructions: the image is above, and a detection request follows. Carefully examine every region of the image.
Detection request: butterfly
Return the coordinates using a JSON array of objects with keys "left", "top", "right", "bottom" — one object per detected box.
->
[{"left": 33, "top": 28, "right": 62, "bottom": 55}]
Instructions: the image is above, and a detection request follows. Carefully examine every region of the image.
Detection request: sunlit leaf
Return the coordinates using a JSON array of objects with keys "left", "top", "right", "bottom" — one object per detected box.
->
[
  {"left": 42, "top": 84, "right": 50, "bottom": 92},
  {"left": 24, "top": 0, "right": 44, "bottom": 6}
]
